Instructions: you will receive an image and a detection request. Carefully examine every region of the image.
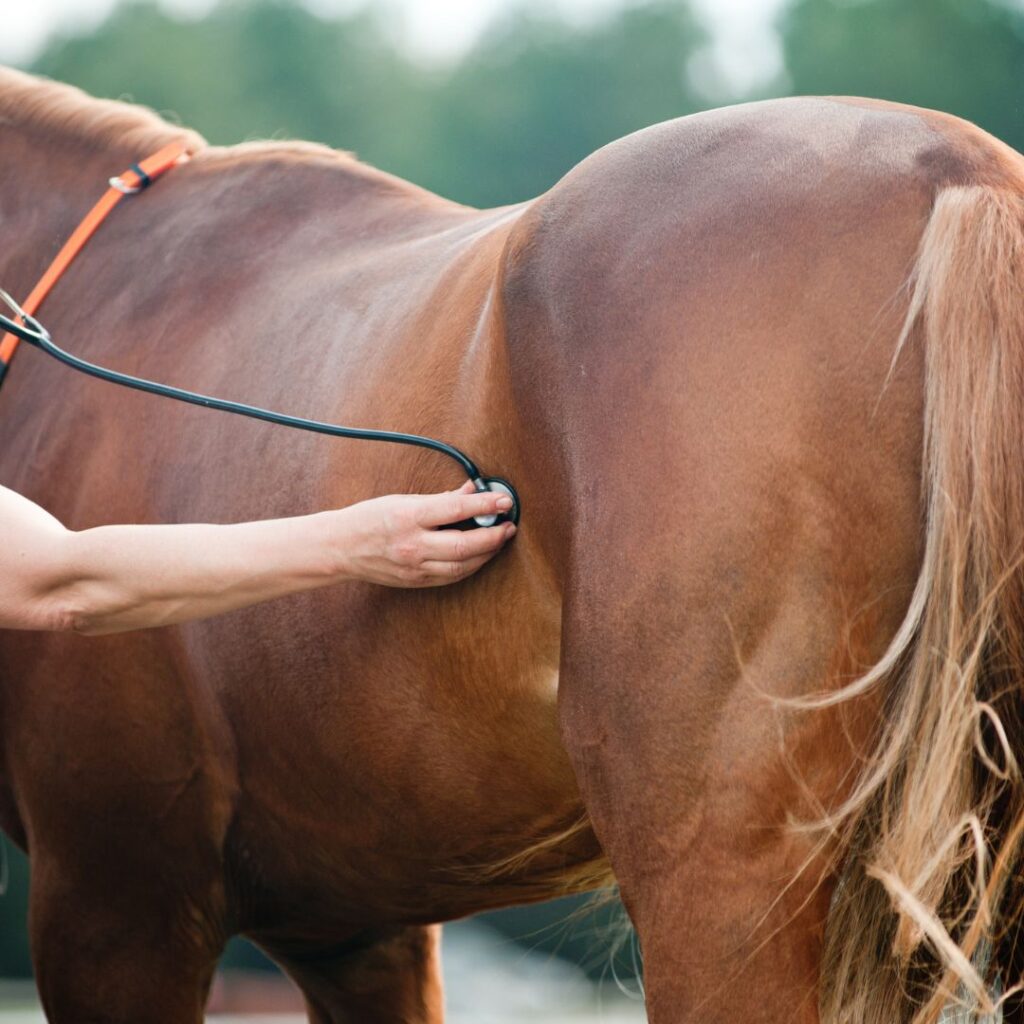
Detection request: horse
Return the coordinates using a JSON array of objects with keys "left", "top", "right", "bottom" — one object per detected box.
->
[{"left": 2, "top": 66, "right": 1024, "bottom": 1024}]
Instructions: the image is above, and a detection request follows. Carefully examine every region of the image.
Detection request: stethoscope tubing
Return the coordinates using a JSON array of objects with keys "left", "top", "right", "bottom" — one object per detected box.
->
[{"left": 0, "top": 294, "right": 488, "bottom": 487}]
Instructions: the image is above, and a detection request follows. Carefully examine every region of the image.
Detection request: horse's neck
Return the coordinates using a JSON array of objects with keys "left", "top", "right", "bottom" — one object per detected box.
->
[{"left": 0, "top": 139, "right": 107, "bottom": 296}]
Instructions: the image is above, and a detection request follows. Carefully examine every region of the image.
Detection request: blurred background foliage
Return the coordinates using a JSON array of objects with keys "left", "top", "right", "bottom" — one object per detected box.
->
[
  {"left": 3, "top": 0, "right": 1024, "bottom": 982},
  {"left": 22, "top": 0, "right": 1024, "bottom": 207}
]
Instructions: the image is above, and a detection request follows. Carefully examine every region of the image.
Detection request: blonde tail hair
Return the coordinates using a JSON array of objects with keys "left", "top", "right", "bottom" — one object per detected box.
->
[{"left": 820, "top": 185, "right": 1024, "bottom": 1023}]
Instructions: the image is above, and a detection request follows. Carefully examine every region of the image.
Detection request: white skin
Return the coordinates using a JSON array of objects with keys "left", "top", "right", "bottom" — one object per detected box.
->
[{"left": 0, "top": 481, "right": 516, "bottom": 635}]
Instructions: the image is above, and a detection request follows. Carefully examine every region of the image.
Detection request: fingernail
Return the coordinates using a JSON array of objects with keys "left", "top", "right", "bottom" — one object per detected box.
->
[
  {"left": 496, "top": 496, "right": 513, "bottom": 510},
  {"left": 505, "top": 524, "right": 517, "bottom": 537}
]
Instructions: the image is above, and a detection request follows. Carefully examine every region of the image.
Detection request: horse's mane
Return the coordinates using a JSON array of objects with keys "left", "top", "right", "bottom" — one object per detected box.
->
[
  {"left": 0, "top": 66, "right": 206, "bottom": 157},
  {"left": 0, "top": 66, "right": 404, "bottom": 192}
]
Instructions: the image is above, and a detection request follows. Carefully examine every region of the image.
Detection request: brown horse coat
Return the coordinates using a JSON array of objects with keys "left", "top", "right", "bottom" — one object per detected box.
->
[{"left": 2, "top": 69, "right": 1024, "bottom": 1023}]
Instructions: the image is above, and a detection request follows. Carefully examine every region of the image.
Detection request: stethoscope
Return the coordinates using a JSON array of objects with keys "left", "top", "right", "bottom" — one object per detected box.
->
[{"left": 0, "top": 288, "right": 520, "bottom": 529}]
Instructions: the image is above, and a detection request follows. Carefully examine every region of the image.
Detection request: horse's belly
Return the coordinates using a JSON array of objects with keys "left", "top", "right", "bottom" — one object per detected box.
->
[{"left": 181, "top": 559, "right": 602, "bottom": 930}]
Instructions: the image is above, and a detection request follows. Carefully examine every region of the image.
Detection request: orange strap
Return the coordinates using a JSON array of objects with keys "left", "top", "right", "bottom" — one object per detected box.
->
[{"left": 0, "top": 141, "right": 191, "bottom": 381}]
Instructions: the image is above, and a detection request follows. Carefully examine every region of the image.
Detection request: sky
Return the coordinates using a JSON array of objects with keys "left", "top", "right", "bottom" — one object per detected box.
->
[{"left": 0, "top": 0, "right": 788, "bottom": 91}]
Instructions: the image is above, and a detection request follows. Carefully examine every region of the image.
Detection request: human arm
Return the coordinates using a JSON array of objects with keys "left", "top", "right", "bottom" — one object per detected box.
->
[{"left": 0, "top": 482, "right": 515, "bottom": 635}]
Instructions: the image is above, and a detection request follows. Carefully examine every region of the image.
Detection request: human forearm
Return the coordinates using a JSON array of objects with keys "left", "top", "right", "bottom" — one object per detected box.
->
[
  {"left": 50, "top": 512, "right": 346, "bottom": 635},
  {"left": 6, "top": 483, "right": 514, "bottom": 635}
]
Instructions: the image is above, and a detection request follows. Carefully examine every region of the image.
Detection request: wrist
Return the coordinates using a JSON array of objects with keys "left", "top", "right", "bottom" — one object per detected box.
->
[{"left": 316, "top": 506, "right": 359, "bottom": 583}]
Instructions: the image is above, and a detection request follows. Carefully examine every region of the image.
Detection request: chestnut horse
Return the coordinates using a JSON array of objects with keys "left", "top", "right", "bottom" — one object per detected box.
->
[{"left": 3, "top": 67, "right": 1024, "bottom": 1024}]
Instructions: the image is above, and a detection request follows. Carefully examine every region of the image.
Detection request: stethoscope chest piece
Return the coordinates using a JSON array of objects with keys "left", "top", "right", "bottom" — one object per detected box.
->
[{"left": 473, "top": 477, "right": 520, "bottom": 528}]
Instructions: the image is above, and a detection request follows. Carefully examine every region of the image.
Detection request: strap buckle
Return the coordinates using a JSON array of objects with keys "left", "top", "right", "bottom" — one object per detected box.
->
[{"left": 108, "top": 162, "right": 153, "bottom": 195}]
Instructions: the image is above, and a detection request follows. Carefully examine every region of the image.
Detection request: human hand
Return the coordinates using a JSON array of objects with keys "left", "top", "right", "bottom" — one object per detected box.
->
[{"left": 333, "top": 481, "right": 517, "bottom": 587}]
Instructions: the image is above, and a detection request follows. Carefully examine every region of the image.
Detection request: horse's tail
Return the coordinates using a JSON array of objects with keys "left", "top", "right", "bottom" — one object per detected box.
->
[{"left": 820, "top": 183, "right": 1024, "bottom": 1024}]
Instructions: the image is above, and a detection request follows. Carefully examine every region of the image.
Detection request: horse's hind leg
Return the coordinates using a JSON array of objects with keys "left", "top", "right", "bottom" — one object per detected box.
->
[
  {"left": 559, "top": 593, "right": 868, "bottom": 1021},
  {"left": 511, "top": 109, "right": 932, "bottom": 1020},
  {"left": 266, "top": 925, "right": 443, "bottom": 1024},
  {"left": 548, "top": 374, "right": 923, "bottom": 1024}
]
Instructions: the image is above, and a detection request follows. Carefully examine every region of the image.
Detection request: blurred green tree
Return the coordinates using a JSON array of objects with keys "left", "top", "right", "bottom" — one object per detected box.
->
[
  {"left": 29, "top": 2, "right": 431, "bottom": 170},
  {"left": 412, "top": 4, "right": 707, "bottom": 202},
  {"left": 775, "top": 0, "right": 1024, "bottom": 152},
  {"left": 29, "top": 0, "right": 708, "bottom": 206},
  {"left": 0, "top": 845, "right": 31, "bottom": 976}
]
